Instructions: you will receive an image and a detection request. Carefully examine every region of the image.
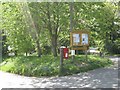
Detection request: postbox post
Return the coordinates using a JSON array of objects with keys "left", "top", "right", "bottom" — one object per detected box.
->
[{"left": 59, "top": 47, "right": 63, "bottom": 76}]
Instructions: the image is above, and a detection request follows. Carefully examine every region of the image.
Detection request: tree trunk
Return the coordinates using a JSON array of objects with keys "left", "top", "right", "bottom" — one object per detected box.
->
[
  {"left": 25, "top": 52, "right": 27, "bottom": 56},
  {"left": 105, "top": 32, "right": 111, "bottom": 52},
  {"left": 51, "top": 35, "right": 57, "bottom": 57},
  {"left": 20, "top": 3, "right": 42, "bottom": 58},
  {"left": 70, "top": 2, "right": 74, "bottom": 32},
  {"left": 36, "top": 40, "right": 41, "bottom": 57},
  {"left": 70, "top": 2, "right": 74, "bottom": 62},
  {"left": 14, "top": 50, "right": 17, "bottom": 56}
]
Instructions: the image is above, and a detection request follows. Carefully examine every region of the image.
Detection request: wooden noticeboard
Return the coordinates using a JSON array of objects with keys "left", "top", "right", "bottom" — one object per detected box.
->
[{"left": 70, "top": 30, "right": 90, "bottom": 50}]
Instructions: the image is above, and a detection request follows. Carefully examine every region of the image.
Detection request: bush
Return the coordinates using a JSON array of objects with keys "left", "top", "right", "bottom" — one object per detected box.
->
[{"left": 0, "top": 55, "right": 113, "bottom": 77}]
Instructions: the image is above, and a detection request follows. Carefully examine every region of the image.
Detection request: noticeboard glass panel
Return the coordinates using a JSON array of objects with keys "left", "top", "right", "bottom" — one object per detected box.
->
[
  {"left": 72, "top": 34, "right": 80, "bottom": 45},
  {"left": 82, "top": 33, "right": 88, "bottom": 45}
]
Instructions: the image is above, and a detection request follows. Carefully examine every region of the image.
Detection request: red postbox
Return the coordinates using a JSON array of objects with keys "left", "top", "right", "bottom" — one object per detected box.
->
[{"left": 63, "top": 48, "right": 69, "bottom": 59}]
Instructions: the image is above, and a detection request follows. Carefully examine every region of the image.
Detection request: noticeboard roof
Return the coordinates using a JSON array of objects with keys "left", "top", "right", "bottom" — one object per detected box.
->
[{"left": 70, "top": 30, "right": 90, "bottom": 33}]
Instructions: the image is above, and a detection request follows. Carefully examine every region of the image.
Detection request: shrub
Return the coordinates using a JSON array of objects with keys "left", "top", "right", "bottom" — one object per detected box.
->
[{"left": 0, "top": 55, "right": 113, "bottom": 77}]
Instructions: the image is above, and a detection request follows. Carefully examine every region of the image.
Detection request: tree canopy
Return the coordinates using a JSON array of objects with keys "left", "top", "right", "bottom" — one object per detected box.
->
[{"left": 1, "top": 2, "right": 120, "bottom": 57}]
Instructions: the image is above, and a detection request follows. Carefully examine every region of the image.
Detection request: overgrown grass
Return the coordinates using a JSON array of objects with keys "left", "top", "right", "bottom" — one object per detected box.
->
[{"left": 0, "top": 55, "right": 113, "bottom": 77}]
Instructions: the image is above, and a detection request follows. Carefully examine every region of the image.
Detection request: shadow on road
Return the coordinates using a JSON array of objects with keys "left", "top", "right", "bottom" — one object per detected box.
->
[
  {"left": 29, "top": 65, "right": 118, "bottom": 88},
  {"left": 1, "top": 56, "right": 119, "bottom": 89}
]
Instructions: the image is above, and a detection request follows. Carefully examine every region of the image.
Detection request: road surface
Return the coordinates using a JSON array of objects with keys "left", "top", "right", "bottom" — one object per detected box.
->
[{"left": 0, "top": 56, "right": 119, "bottom": 89}]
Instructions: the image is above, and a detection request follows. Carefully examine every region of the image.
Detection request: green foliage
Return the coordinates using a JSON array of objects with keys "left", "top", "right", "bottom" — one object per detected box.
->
[
  {"left": 1, "top": 2, "right": 119, "bottom": 56},
  {"left": 0, "top": 55, "right": 113, "bottom": 77},
  {"left": 2, "top": 3, "right": 35, "bottom": 54}
]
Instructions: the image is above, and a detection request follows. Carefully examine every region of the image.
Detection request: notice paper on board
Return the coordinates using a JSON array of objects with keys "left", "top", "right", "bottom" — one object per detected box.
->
[
  {"left": 73, "top": 34, "right": 80, "bottom": 43},
  {"left": 82, "top": 34, "right": 88, "bottom": 44}
]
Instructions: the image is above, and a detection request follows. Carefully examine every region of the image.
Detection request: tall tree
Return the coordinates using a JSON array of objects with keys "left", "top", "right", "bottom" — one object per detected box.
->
[
  {"left": 19, "top": 2, "right": 42, "bottom": 57},
  {"left": 28, "top": 2, "right": 69, "bottom": 57}
]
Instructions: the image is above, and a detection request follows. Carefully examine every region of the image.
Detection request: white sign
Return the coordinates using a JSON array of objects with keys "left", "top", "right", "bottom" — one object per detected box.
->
[
  {"left": 82, "top": 33, "right": 88, "bottom": 45},
  {"left": 71, "top": 50, "right": 75, "bottom": 55},
  {"left": 65, "top": 53, "right": 68, "bottom": 57},
  {"left": 73, "top": 34, "right": 80, "bottom": 44}
]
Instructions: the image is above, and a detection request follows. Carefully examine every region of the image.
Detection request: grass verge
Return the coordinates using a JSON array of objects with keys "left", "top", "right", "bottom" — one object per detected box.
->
[{"left": 0, "top": 55, "right": 113, "bottom": 77}]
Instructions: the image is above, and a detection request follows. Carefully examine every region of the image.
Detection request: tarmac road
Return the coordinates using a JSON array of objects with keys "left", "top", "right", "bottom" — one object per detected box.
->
[{"left": 0, "top": 56, "right": 119, "bottom": 89}]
